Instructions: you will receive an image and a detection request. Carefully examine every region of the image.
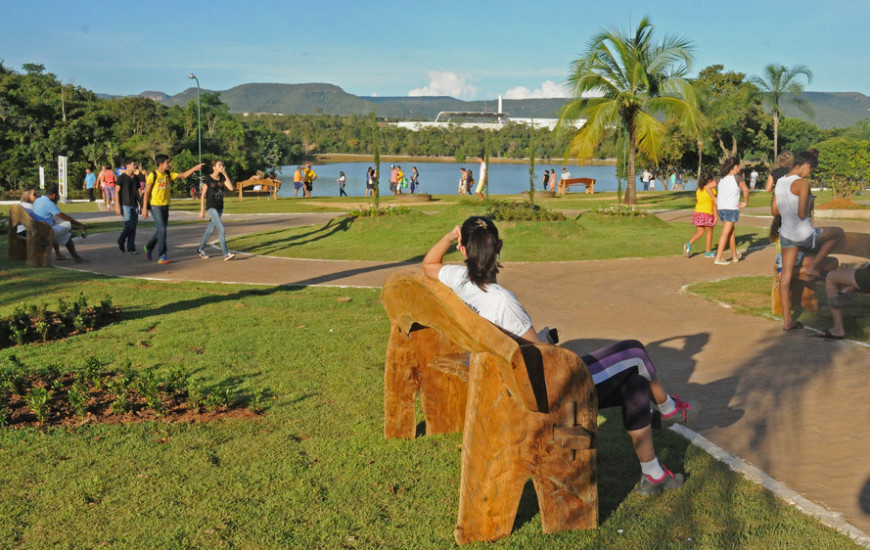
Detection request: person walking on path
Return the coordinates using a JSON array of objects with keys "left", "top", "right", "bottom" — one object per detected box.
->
[
  {"left": 142, "top": 154, "right": 203, "bottom": 264},
  {"left": 114, "top": 158, "right": 142, "bottom": 254},
  {"left": 83, "top": 167, "right": 97, "bottom": 202},
  {"left": 389, "top": 165, "right": 398, "bottom": 195},
  {"left": 683, "top": 170, "right": 718, "bottom": 258},
  {"left": 712, "top": 157, "right": 751, "bottom": 266},
  {"left": 541, "top": 169, "right": 550, "bottom": 191},
  {"left": 475, "top": 155, "right": 487, "bottom": 200},
  {"left": 365, "top": 167, "right": 376, "bottom": 197},
  {"left": 423, "top": 216, "right": 698, "bottom": 495},
  {"left": 196, "top": 160, "right": 236, "bottom": 261},
  {"left": 396, "top": 165, "right": 405, "bottom": 195},
  {"left": 772, "top": 150, "right": 844, "bottom": 331},
  {"left": 337, "top": 171, "right": 348, "bottom": 197}
]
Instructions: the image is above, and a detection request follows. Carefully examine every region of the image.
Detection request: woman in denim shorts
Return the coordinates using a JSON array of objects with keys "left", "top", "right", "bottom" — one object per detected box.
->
[
  {"left": 772, "top": 150, "right": 844, "bottom": 331},
  {"left": 712, "top": 157, "right": 750, "bottom": 265}
]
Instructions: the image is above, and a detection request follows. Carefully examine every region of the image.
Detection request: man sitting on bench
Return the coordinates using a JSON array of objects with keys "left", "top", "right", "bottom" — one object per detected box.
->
[{"left": 30, "top": 186, "right": 87, "bottom": 262}]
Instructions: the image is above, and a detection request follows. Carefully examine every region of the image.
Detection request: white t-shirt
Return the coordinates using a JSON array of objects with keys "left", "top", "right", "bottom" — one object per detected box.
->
[
  {"left": 479, "top": 161, "right": 487, "bottom": 183},
  {"left": 717, "top": 174, "right": 743, "bottom": 210},
  {"left": 438, "top": 265, "right": 532, "bottom": 338},
  {"left": 561, "top": 170, "right": 571, "bottom": 180}
]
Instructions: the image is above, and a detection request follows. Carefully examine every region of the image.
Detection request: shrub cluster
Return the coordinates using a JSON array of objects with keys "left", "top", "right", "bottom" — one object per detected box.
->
[
  {"left": 592, "top": 205, "right": 648, "bottom": 217},
  {"left": 348, "top": 205, "right": 412, "bottom": 218},
  {"left": 484, "top": 200, "right": 566, "bottom": 222},
  {"left": 0, "top": 294, "right": 118, "bottom": 349},
  {"left": 0, "top": 355, "right": 268, "bottom": 427}
]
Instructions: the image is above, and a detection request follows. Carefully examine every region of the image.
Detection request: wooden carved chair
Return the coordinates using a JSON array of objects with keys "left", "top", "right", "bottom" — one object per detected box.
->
[
  {"left": 8, "top": 204, "right": 53, "bottom": 267},
  {"left": 381, "top": 270, "right": 598, "bottom": 544}
]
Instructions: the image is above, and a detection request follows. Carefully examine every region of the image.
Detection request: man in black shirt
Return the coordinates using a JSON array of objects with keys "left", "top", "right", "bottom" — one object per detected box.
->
[{"left": 114, "top": 158, "right": 144, "bottom": 253}]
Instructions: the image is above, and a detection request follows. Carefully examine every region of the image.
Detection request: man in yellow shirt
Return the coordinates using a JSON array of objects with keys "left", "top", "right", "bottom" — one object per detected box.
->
[
  {"left": 142, "top": 154, "right": 203, "bottom": 264},
  {"left": 293, "top": 166, "right": 304, "bottom": 198},
  {"left": 303, "top": 164, "right": 317, "bottom": 198}
]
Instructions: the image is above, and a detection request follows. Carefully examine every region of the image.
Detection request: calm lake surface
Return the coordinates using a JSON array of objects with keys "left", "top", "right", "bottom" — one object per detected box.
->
[{"left": 278, "top": 161, "right": 698, "bottom": 198}]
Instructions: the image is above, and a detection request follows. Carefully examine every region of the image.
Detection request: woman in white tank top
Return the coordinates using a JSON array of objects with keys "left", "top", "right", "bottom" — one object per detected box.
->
[{"left": 771, "top": 151, "right": 844, "bottom": 331}]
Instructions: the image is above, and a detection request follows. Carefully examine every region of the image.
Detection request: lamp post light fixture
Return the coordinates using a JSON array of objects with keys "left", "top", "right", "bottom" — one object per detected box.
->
[{"left": 188, "top": 73, "right": 202, "bottom": 182}]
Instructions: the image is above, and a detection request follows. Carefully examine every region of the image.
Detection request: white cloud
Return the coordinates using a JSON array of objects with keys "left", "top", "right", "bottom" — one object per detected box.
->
[
  {"left": 408, "top": 71, "right": 477, "bottom": 99},
  {"left": 503, "top": 80, "right": 570, "bottom": 100}
]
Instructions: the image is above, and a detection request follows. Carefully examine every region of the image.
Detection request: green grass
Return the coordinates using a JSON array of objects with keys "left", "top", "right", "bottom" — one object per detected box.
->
[
  {"left": 687, "top": 275, "right": 870, "bottom": 343},
  {"left": 227, "top": 203, "right": 771, "bottom": 262},
  {"left": 0, "top": 262, "right": 860, "bottom": 548}
]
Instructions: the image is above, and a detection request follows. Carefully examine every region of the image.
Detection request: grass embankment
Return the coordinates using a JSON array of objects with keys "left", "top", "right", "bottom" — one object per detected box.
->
[
  {"left": 0, "top": 263, "right": 859, "bottom": 548},
  {"left": 687, "top": 275, "right": 870, "bottom": 344},
  {"left": 227, "top": 202, "right": 771, "bottom": 262}
]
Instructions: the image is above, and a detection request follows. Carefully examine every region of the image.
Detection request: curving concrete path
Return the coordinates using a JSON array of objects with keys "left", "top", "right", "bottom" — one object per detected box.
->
[{"left": 62, "top": 207, "right": 870, "bottom": 545}]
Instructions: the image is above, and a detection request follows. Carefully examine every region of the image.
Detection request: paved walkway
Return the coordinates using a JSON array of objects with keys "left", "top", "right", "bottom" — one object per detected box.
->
[{"left": 64, "top": 207, "right": 870, "bottom": 543}]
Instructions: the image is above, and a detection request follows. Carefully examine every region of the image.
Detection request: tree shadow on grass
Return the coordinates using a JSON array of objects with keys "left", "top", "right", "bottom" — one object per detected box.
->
[{"left": 234, "top": 216, "right": 355, "bottom": 252}]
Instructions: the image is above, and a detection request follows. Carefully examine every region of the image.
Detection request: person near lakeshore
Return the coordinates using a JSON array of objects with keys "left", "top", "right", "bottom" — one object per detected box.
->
[
  {"left": 31, "top": 186, "right": 87, "bottom": 262},
  {"left": 196, "top": 160, "right": 236, "bottom": 261},
  {"left": 549, "top": 168, "right": 558, "bottom": 192},
  {"left": 337, "top": 171, "right": 348, "bottom": 197},
  {"left": 765, "top": 151, "right": 794, "bottom": 192},
  {"left": 641, "top": 168, "right": 652, "bottom": 191},
  {"left": 750, "top": 168, "right": 760, "bottom": 190},
  {"left": 142, "top": 154, "right": 203, "bottom": 264},
  {"left": 712, "top": 157, "right": 751, "bottom": 266},
  {"left": 389, "top": 165, "right": 398, "bottom": 195},
  {"left": 465, "top": 169, "right": 475, "bottom": 196},
  {"left": 683, "top": 170, "right": 718, "bottom": 258},
  {"left": 293, "top": 166, "right": 304, "bottom": 198},
  {"left": 423, "top": 216, "right": 697, "bottom": 495},
  {"left": 410, "top": 166, "right": 419, "bottom": 193},
  {"left": 396, "top": 165, "right": 405, "bottom": 195},
  {"left": 668, "top": 171, "right": 676, "bottom": 191},
  {"left": 83, "top": 167, "right": 97, "bottom": 202},
  {"left": 365, "top": 167, "right": 376, "bottom": 197},
  {"left": 303, "top": 164, "right": 317, "bottom": 197},
  {"left": 114, "top": 158, "right": 142, "bottom": 254},
  {"left": 558, "top": 167, "right": 572, "bottom": 194},
  {"left": 541, "top": 169, "right": 550, "bottom": 191},
  {"left": 475, "top": 155, "right": 487, "bottom": 200},
  {"left": 649, "top": 170, "right": 657, "bottom": 191},
  {"left": 822, "top": 262, "right": 870, "bottom": 339},
  {"left": 772, "top": 150, "right": 845, "bottom": 331},
  {"left": 674, "top": 170, "right": 684, "bottom": 191},
  {"left": 458, "top": 168, "right": 467, "bottom": 195}
]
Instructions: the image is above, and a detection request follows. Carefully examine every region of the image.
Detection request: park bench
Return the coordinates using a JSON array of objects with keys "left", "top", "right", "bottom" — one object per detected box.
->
[
  {"left": 558, "top": 177, "right": 596, "bottom": 195},
  {"left": 381, "top": 270, "right": 598, "bottom": 544},
  {"left": 7, "top": 204, "right": 53, "bottom": 267},
  {"left": 237, "top": 178, "right": 280, "bottom": 200}
]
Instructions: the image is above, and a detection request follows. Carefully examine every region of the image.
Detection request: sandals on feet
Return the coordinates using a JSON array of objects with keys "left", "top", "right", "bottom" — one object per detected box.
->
[
  {"left": 816, "top": 330, "right": 845, "bottom": 339},
  {"left": 783, "top": 322, "right": 804, "bottom": 332}
]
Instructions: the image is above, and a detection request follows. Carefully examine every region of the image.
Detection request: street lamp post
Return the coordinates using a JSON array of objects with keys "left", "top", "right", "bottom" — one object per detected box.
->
[{"left": 188, "top": 73, "right": 202, "bottom": 182}]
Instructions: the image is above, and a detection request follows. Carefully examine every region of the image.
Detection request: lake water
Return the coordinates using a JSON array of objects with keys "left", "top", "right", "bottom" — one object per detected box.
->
[{"left": 278, "top": 161, "right": 698, "bottom": 198}]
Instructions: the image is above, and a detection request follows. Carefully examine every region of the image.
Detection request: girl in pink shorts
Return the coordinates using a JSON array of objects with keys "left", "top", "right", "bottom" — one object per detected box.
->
[{"left": 683, "top": 170, "right": 718, "bottom": 258}]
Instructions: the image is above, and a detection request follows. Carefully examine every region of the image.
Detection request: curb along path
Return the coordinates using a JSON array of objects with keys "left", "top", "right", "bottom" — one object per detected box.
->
[{"left": 66, "top": 210, "right": 870, "bottom": 545}]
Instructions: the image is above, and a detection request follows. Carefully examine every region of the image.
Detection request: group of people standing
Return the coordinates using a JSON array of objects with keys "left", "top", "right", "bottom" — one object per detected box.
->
[
  {"left": 457, "top": 156, "right": 487, "bottom": 199},
  {"left": 641, "top": 168, "right": 686, "bottom": 191},
  {"left": 389, "top": 165, "right": 420, "bottom": 195},
  {"left": 541, "top": 167, "right": 572, "bottom": 193},
  {"left": 83, "top": 164, "right": 119, "bottom": 209},
  {"left": 292, "top": 164, "right": 318, "bottom": 198}
]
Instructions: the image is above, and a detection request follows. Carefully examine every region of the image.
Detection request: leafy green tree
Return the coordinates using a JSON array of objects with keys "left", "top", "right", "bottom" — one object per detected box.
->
[
  {"left": 813, "top": 137, "right": 870, "bottom": 199},
  {"left": 750, "top": 63, "right": 813, "bottom": 160},
  {"left": 558, "top": 17, "right": 700, "bottom": 204}
]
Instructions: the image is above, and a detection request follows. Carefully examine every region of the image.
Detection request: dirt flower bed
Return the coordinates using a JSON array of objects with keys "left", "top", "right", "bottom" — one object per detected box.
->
[
  {"left": 816, "top": 198, "right": 868, "bottom": 210},
  {"left": 0, "top": 293, "right": 119, "bottom": 349},
  {"left": 0, "top": 356, "right": 267, "bottom": 428}
]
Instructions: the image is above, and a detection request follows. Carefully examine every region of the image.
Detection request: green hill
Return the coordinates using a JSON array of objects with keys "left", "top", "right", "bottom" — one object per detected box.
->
[{"left": 159, "top": 83, "right": 870, "bottom": 129}]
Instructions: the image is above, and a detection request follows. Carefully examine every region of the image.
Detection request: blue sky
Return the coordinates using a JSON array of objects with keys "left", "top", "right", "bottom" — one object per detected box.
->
[{"left": 3, "top": 0, "right": 868, "bottom": 99}]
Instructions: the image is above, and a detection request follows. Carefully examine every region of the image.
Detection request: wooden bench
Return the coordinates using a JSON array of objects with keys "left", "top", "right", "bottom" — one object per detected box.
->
[
  {"left": 237, "top": 178, "right": 280, "bottom": 200},
  {"left": 381, "top": 270, "right": 598, "bottom": 544},
  {"left": 558, "top": 177, "right": 596, "bottom": 195},
  {"left": 7, "top": 204, "right": 54, "bottom": 267}
]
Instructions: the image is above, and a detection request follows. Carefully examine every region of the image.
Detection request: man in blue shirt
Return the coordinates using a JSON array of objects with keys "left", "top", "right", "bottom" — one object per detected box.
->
[
  {"left": 83, "top": 167, "right": 97, "bottom": 202},
  {"left": 31, "top": 187, "right": 87, "bottom": 262}
]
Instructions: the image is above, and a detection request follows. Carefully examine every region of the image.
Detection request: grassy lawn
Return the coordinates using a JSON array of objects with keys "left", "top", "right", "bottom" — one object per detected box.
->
[
  {"left": 687, "top": 275, "right": 870, "bottom": 343},
  {"left": 0, "top": 262, "right": 859, "bottom": 548},
  {"left": 227, "top": 202, "right": 770, "bottom": 262}
]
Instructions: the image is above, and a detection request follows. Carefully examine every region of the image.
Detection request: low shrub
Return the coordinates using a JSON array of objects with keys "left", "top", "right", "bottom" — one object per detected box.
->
[
  {"left": 0, "top": 293, "right": 118, "bottom": 349},
  {"left": 593, "top": 204, "right": 649, "bottom": 217},
  {"left": 348, "top": 205, "right": 412, "bottom": 218},
  {"left": 485, "top": 200, "right": 566, "bottom": 222},
  {"left": 816, "top": 198, "right": 868, "bottom": 210}
]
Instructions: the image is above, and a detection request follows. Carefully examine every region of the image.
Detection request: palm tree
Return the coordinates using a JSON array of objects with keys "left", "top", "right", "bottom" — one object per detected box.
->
[
  {"left": 749, "top": 63, "right": 813, "bottom": 160},
  {"left": 559, "top": 17, "right": 700, "bottom": 205}
]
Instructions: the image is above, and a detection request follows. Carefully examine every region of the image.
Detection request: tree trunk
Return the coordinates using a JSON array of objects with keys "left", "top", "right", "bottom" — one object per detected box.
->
[
  {"left": 697, "top": 140, "right": 703, "bottom": 182},
  {"left": 773, "top": 111, "right": 780, "bottom": 160},
  {"left": 625, "top": 127, "right": 637, "bottom": 205}
]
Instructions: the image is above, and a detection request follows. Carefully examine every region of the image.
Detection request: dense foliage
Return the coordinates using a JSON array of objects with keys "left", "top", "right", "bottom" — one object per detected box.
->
[
  {"left": 813, "top": 137, "right": 870, "bottom": 198},
  {"left": 0, "top": 63, "right": 302, "bottom": 194}
]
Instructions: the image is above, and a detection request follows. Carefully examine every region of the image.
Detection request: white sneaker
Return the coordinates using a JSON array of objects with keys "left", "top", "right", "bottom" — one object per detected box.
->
[
  {"left": 196, "top": 248, "right": 208, "bottom": 259},
  {"left": 224, "top": 253, "right": 236, "bottom": 261},
  {"left": 714, "top": 259, "right": 730, "bottom": 266}
]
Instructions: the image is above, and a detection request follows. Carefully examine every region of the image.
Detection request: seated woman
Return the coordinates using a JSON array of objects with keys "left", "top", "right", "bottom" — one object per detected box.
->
[
  {"left": 423, "top": 216, "right": 697, "bottom": 495},
  {"left": 822, "top": 263, "right": 870, "bottom": 339}
]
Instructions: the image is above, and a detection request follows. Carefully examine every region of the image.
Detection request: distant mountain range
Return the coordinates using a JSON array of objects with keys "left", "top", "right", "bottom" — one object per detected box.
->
[{"left": 144, "top": 83, "right": 870, "bottom": 129}]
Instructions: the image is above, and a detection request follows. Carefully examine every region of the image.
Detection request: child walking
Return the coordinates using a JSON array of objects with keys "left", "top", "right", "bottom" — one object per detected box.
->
[{"left": 683, "top": 170, "right": 718, "bottom": 258}]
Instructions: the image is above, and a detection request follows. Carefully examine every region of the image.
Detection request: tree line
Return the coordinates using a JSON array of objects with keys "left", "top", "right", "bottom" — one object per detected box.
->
[{"left": 1, "top": 57, "right": 868, "bottom": 201}]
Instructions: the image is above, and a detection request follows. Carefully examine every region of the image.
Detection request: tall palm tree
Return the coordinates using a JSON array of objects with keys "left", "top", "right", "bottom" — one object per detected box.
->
[
  {"left": 749, "top": 63, "right": 813, "bottom": 160},
  {"left": 559, "top": 17, "right": 700, "bottom": 205}
]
